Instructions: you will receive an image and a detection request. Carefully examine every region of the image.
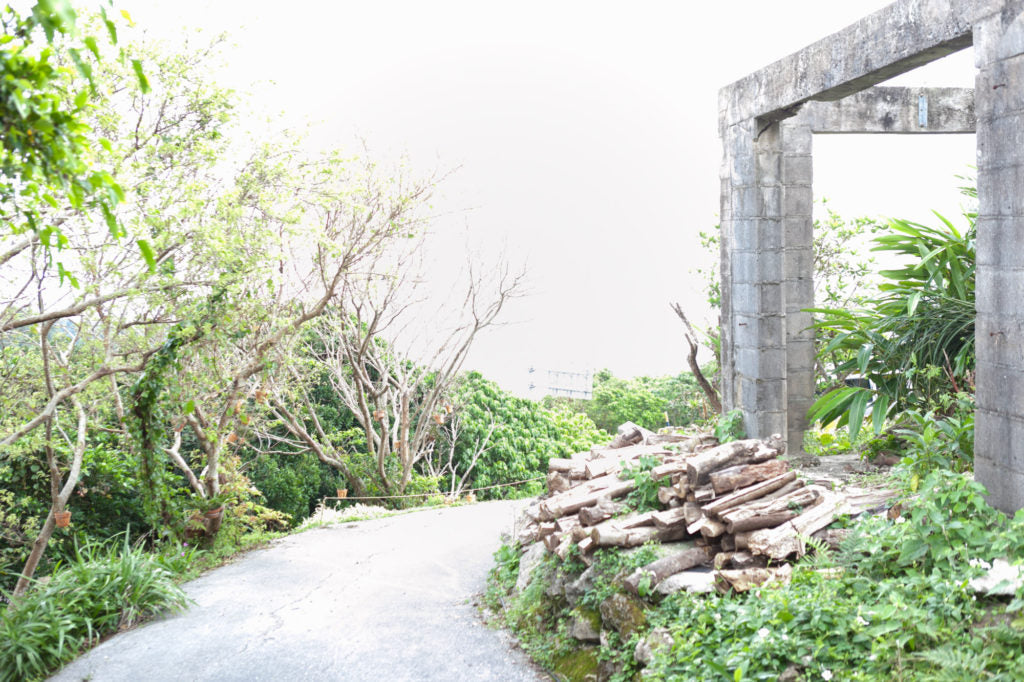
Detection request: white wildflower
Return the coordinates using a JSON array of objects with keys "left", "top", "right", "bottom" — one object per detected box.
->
[
  {"left": 757, "top": 627, "right": 770, "bottom": 639},
  {"left": 894, "top": 516, "right": 906, "bottom": 524},
  {"left": 856, "top": 615, "right": 869, "bottom": 627},
  {"left": 822, "top": 670, "right": 834, "bottom": 681}
]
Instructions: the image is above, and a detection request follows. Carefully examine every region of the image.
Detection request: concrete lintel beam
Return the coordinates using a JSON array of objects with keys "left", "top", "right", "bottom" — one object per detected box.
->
[
  {"left": 719, "top": 0, "right": 972, "bottom": 127},
  {"left": 805, "top": 87, "right": 976, "bottom": 133}
]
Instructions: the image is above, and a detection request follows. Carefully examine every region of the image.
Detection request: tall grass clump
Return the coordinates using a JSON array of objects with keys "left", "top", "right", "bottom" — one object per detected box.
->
[{"left": 0, "top": 533, "right": 189, "bottom": 682}]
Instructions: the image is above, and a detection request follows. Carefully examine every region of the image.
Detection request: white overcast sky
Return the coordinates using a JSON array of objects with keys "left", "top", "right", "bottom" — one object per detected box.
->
[{"left": 120, "top": 1, "right": 977, "bottom": 396}]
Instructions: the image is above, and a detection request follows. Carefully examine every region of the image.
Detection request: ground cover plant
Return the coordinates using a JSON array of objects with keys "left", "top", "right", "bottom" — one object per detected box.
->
[
  {"left": 486, "top": 468, "right": 1024, "bottom": 681},
  {"left": 0, "top": 534, "right": 189, "bottom": 682}
]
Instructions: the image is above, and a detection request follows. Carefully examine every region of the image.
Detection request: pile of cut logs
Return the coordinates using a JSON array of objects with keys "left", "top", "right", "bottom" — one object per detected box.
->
[{"left": 517, "top": 422, "right": 883, "bottom": 594}]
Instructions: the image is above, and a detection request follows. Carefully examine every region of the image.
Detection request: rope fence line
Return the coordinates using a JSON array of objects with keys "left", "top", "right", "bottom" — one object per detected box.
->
[
  {"left": 315, "top": 475, "right": 546, "bottom": 522},
  {"left": 321, "top": 475, "right": 546, "bottom": 502}
]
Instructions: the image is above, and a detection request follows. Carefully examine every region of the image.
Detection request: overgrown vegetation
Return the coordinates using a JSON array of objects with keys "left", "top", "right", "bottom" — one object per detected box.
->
[
  {"left": 486, "top": 188, "right": 1022, "bottom": 682},
  {"left": 487, "top": 467, "right": 1024, "bottom": 681},
  {"left": 0, "top": 533, "right": 189, "bottom": 682},
  {"left": 810, "top": 198, "right": 976, "bottom": 442}
]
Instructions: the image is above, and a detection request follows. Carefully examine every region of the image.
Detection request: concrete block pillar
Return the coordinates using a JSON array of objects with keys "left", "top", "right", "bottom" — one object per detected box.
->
[
  {"left": 780, "top": 116, "right": 815, "bottom": 459},
  {"left": 720, "top": 119, "right": 789, "bottom": 444},
  {"left": 973, "top": 1, "right": 1024, "bottom": 513},
  {"left": 720, "top": 112, "right": 816, "bottom": 456}
]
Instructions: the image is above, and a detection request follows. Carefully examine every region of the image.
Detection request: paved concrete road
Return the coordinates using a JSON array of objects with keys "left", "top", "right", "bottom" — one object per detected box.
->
[{"left": 52, "top": 500, "right": 548, "bottom": 682}]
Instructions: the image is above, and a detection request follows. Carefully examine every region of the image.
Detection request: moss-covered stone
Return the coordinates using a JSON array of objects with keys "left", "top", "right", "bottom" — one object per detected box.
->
[
  {"left": 598, "top": 593, "right": 647, "bottom": 638},
  {"left": 552, "top": 647, "right": 600, "bottom": 682},
  {"left": 568, "top": 607, "right": 602, "bottom": 642}
]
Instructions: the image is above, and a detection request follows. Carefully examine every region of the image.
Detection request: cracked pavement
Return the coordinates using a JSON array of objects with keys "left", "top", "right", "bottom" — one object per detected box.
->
[{"left": 51, "top": 500, "right": 548, "bottom": 682}]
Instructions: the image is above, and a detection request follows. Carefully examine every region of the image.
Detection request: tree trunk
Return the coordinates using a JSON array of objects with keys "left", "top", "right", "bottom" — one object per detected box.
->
[
  {"left": 702, "top": 471, "right": 797, "bottom": 518},
  {"left": 719, "top": 486, "right": 823, "bottom": 534},
  {"left": 623, "top": 545, "right": 712, "bottom": 595},
  {"left": 747, "top": 490, "right": 845, "bottom": 559},
  {"left": 709, "top": 459, "right": 789, "bottom": 495},
  {"left": 579, "top": 497, "right": 624, "bottom": 526},
  {"left": 538, "top": 477, "right": 635, "bottom": 521},
  {"left": 671, "top": 303, "right": 722, "bottom": 413},
  {"left": 12, "top": 398, "right": 87, "bottom": 599},
  {"left": 686, "top": 435, "right": 785, "bottom": 487},
  {"left": 590, "top": 523, "right": 687, "bottom": 548}
]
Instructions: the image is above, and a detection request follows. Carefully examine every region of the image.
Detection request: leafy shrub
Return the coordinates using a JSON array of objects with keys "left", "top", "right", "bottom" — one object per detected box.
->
[
  {"left": 810, "top": 206, "right": 976, "bottom": 440},
  {"left": 895, "top": 396, "right": 975, "bottom": 478},
  {"left": 0, "top": 534, "right": 189, "bottom": 682},
  {"left": 621, "top": 456, "right": 669, "bottom": 512},
  {"left": 714, "top": 409, "right": 746, "bottom": 443},
  {"left": 441, "top": 372, "right": 605, "bottom": 500},
  {"left": 644, "top": 469, "right": 1024, "bottom": 681},
  {"left": 585, "top": 369, "right": 669, "bottom": 433}
]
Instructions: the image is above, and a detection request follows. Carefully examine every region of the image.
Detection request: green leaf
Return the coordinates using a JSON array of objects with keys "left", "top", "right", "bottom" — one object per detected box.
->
[
  {"left": 183, "top": 400, "right": 196, "bottom": 414},
  {"left": 83, "top": 35, "right": 100, "bottom": 61},
  {"left": 872, "top": 394, "right": 890, "bottom": 434},
  {"left": 131, "top": 59, "right": 150, "bottom": 94},
  {"left": 856, "top": 343, "right": 873, "bottom": 374},
  {"left": 137, "top": 239, "right": 156, "bottom": 271},
  {"left": 847, "top": 390, "right": 870, "bottom": 442}
]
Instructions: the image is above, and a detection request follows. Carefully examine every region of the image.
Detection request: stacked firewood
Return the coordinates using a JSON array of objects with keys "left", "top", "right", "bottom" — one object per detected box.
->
[{"left": 517, "top": 422, "right": 869, "bottom": 594}]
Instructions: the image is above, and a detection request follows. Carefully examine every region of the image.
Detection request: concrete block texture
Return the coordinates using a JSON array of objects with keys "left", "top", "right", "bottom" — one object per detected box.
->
[
  {"left": 972, "top": 1, "right": 1024, "bottom": 66},
  {"left": 975, "top": 455, "right": 1024, "bottom": 512},
  {"left": 975, "top": 11, "right": 1024, "bottom": 511},
  {"left": 976, "top": 267, "right": 1024, "bottom": 315},
  {"left": 976, "top": 408, "right": 1024, "bottom": 471},
  {"left": 977, "top": 217, "right": 1024, "bottom": 267},
  {"left": 976, "top": 110, "right": 1024, "bottom": 170},
  {"left": 720, "top": 0, "right": 972, "bottom": 125}
]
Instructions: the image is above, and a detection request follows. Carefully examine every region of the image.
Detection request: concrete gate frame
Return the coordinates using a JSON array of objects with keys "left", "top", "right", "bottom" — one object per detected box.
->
[{"left": 718, "top": 0, "right": 1024, "bottom": 512}]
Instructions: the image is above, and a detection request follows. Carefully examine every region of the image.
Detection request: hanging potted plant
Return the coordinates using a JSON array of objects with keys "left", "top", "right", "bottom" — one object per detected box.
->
[
  {"left": 374, "top": 409, "right": 386, "bottom": 421},
  {"left": 444, "top": 404, "right": 453, "bottom": 415},
  {"left": 54, "top": 509, "right": 72, "bottom": 528},
  {"left": 336, "top": 488, "right": 348, "bottom": 499},
  {"left": 432, "top": 414, "right": 444, "bottom": 425},
  {"left": 202, "top": 495, "right": 227, "bottom": 535}
]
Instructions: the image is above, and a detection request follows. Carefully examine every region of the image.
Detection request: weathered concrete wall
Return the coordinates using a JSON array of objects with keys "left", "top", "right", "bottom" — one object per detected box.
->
[
  {"left": 719, "top": 116, "right": 813, "bottom": 456},
  {"left": 804, "top": 87, "right": 976, "bottom": 133},
  {"left": 973, "top": 0, "right": 1024, "bottom": 512},
  {"left": 719, "top": 0, "right": 1024, "bottom": 512},
  {"left": 720, "top": 0, "right": 973, "bottom": 127}
]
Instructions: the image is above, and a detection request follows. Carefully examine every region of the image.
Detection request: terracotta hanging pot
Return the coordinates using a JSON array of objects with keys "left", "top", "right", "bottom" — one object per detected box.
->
[
  {"left": 336, "top": 488, "right": 348, "bottom": 499},
  {"left": 432, "top": 414, "right": 444, "bottom": 425},
  {"left": 55, "top": 510, "right": 72, "bottom": 528},
  {"left": 444, "top": 404, "right": 453, "bottom": 415},
  {"left": 204, "top": 506, "right": 224, "bottom": 535},
  {"left": 226, "top": 432, "right": 238, "bottom": 444},
  {"left": 374, "top": 410, "right": 386, "bottom": 421}
]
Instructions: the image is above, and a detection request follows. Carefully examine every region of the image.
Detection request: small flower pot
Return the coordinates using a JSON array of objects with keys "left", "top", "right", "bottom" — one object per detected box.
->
[
  {"left": 226, "top": 432, "right": 238, "bottom": 444},
  {"left": 336, "top": 488, "right": 348, "bottom": 499},
  {"left": 204, "top": 507, "right": 224, "bottom": 535},
  {"left": 444, "top": 404, "right": 453, "bottom": 415},
  {"left": 432, "top": 414, "right": 444, "bottom": 425},
  {"left": 374, "top": 410, "right": 386, "bottom": 421},
  {"left": 54, "top": 510, "right": 72, "bottom": 528}
]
